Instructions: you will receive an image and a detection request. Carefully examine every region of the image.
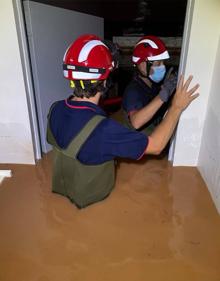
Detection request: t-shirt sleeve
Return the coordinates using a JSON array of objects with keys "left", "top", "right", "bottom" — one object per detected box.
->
[
  {"left": 77, "top": 118, "right": 148, "bottom": 164},
  {"left": 122, "top": 85, "right": 145, "bottom": 114}
]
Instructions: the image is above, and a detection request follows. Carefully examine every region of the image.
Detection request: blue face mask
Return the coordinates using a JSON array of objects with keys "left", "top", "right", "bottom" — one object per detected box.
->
[{"left": 149, "top": 65, "right": 166, "bottom": 83}]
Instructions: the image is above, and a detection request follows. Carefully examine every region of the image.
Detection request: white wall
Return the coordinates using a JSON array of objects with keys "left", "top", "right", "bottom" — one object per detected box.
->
[
  {"left": 172, "top": 0, "right": 220, "bottom": 166},
  {"left": 198, "top": 37, "right": 220, "bottom": 213},
  {"left": 0, "top": 0, "right": 35, "bottom": 164}
]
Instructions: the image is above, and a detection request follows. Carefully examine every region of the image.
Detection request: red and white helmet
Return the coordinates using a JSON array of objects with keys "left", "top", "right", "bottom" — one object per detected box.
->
[
  {"left": 132, "top": 35, "right": 170, "bottom": 65},
  {"left": 63, "top": 34, "right": 113, "bottom": 81}
]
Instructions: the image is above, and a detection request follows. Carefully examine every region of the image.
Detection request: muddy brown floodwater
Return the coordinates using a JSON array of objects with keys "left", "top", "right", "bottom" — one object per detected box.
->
[{"left": 0, "top": 154, "right": 220, "bottom": 281}]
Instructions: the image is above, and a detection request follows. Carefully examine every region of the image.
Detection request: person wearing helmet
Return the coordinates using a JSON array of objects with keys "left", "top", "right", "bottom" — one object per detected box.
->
[
  {"left": 47, "top": 34, "right": 199, "bottom": 209},
  {"left": 122, "top": 35, "right": 178, "bottom": 134}
]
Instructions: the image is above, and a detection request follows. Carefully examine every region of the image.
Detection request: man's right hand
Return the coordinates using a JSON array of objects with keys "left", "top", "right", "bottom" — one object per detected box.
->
[
  {"left": 146, "top": 75, "right": 200, "bottom": 155},
  {"left": 172, "top": 75, "right": 200, "bottom": 111}
]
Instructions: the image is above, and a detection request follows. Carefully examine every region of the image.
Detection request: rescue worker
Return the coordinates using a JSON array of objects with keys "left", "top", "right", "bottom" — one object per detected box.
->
[
  {"left": 122, "top": 35, "right": 178, "bottom": 134},
  {"left": 47, "top": 34, "right": 199, "bottom": 209}
]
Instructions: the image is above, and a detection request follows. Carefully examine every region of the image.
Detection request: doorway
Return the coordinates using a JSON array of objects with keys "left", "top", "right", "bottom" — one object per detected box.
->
[{"left": 15, "top": 0, "right": 188, "bottom": 161}]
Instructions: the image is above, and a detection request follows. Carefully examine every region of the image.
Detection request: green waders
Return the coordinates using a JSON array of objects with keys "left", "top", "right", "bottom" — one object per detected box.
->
[
  {"left": 111, "top": 108, "right": 158, "bottom": 135},
  {"left": 47, "top": 114, "right": 115, "bottom": 209}
]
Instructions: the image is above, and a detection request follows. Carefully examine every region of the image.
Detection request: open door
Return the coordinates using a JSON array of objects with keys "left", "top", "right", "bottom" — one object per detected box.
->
[{"left": 23, "top": 1, "right": 104, "bottom": 155}]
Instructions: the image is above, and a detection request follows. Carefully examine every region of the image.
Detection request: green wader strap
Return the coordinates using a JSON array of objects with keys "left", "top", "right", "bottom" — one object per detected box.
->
[
  {"left": 47, "top": 101, "right": 59, "bottom": 147},
  {"left": 63, "top": 115, "right": 105, "bottom": 158},
  {"left": 47, "top": 112, "right": 105, "bottom": 158},
  {"left": 121, "top": 109, "right": 158, "bottom": 135}
]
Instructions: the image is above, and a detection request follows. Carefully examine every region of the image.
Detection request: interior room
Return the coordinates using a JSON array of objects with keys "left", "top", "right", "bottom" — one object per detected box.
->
[{"left": 0, "top": 0, "right": 220, "bottom": 280}]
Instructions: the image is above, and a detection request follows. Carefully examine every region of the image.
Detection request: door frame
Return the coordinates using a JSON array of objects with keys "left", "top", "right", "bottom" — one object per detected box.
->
[
  {"left": 12, "top": 0, "right": 42, "bottom": 160},
  {"left": 13, "top": 0, "right": 194, "bottom": 163},
  {"left": 168, "top": 0, "right": 195, "bottom": 162}
]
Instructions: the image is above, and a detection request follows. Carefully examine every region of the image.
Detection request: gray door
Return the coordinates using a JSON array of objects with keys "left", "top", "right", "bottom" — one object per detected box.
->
[{"left": 23, "top": 1, "right": 104, "bottom": 153}]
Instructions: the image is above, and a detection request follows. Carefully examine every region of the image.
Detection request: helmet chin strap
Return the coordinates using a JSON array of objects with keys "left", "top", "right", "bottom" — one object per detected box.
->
[
  {"left": 137, "top": 69, "right": 148, "bottom": 78},
  {"left": 136, "top": 61, "right": 152, "bottom": 79},
  {"left": 101, "top": 78, "right": 111, "bottom": 99}
]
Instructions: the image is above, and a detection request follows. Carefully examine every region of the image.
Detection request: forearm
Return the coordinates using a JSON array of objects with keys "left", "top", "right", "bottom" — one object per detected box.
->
[
  {"left": 146, "top": 105, "right": 182, "bottom": 154},
  {"left": 145, "top": 74, "right": 200, "bottom": 155},
  {"left": 130, "top": 95, "right": 164, "bottom": 129}
]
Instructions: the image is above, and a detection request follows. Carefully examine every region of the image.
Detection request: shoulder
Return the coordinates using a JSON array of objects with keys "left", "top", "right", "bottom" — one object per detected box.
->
[
  {"left": 97, "top": 117, "right": 143, "bottom": 137},
  {"left": 49, "top": 100, "right": 65, "bottom": 111},
  {"left": 95, "top": 116, "right": 148, "bottom": 146},
  {"left": 48, "top": 100, "right": 65, "bottom": 118}
]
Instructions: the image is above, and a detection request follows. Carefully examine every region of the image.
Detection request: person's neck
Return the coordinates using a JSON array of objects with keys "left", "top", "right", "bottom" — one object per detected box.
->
[
  {"left": 71, "top": 92, "right": 101, "bottom": 105},
  {"left": 139, "top": 75, "right": 152, "bottom": 88}
]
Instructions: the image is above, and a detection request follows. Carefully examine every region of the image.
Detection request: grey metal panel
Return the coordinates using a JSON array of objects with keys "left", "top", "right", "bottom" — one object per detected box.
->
[{"left": 23, "top": 1, "right": 104, "bottom": 153}]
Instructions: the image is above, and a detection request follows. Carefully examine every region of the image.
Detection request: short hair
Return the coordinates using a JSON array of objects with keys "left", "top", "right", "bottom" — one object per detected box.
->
[{"left": 72, "top": 80, "right": 106, "bottom": 98}]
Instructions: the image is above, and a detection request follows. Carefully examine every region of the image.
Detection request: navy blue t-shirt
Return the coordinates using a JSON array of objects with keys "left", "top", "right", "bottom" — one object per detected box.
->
[
  {"left": 48, "top": 99, "right": 148, "bottom": 165},
  {"left": 122, "top": 76, "right": 160, "bottom": 115}
]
